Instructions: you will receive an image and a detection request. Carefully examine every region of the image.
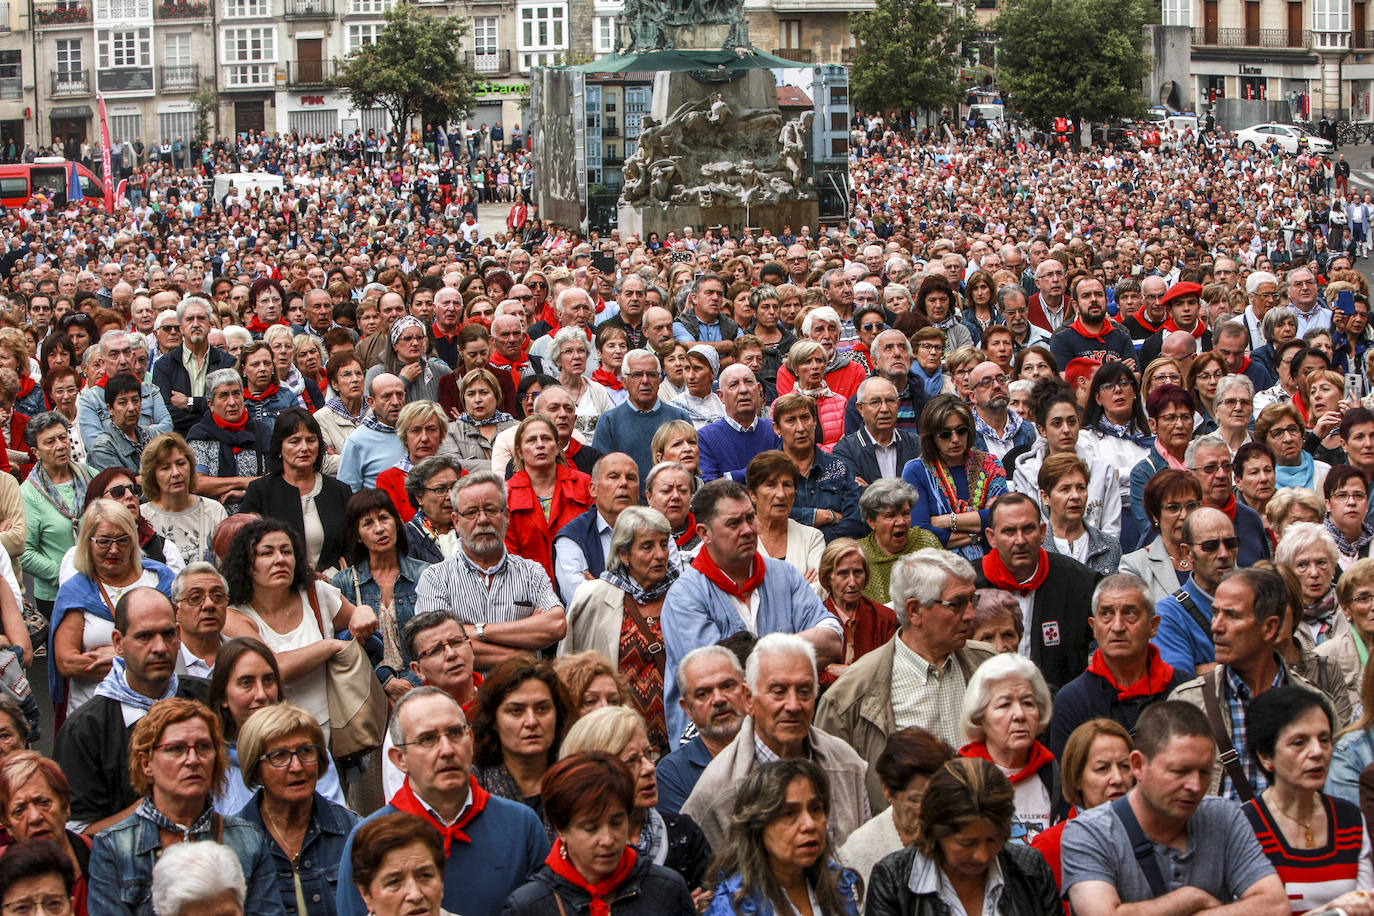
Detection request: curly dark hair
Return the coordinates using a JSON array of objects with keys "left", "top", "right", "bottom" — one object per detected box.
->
[
  {"left": 223, "top": 517, "right": 313, "bottom": 605},
  {"left": 470, "top": 656, "right": 573, "bottom": 769}
]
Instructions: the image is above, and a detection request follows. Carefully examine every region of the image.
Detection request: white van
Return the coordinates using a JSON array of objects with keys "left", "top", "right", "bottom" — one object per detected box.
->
[
  {"left": 212, "top": 171, "right": 284, "bottom": 202},
  {"left": 969, "top": 104, "right": 1005, "bottom": 123}
]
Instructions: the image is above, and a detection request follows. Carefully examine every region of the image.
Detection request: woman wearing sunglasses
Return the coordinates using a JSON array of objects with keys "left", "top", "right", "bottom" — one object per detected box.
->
[{"left": 902, "top": 394, "right": 1007, "bottom": 561}]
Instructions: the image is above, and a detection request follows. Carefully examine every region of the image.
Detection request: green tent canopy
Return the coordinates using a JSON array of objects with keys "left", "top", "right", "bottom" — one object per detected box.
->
[{"left": 564, "top": 47, "right": 813, "bottom": 74}]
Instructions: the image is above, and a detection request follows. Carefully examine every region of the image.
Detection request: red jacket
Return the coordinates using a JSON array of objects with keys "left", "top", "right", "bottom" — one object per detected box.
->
[
  {"left": 375, "top": 466, "right": 415, "bottom": 522},
  {"left": 775, "top": 358, "right": 868, "bottom": 400},
  {"left": 505, "top": 464, "right": 593, "bottom": 580}
]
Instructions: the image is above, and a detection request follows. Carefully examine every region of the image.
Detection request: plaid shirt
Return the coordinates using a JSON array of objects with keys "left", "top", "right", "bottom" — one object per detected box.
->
[{"left": 1221, "top": 658, "right": 1289, "bottom": 800}]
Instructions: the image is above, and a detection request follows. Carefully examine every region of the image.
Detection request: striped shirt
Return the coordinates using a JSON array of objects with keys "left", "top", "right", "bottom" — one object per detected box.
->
[
  {"left": 415, "top": 548, "right": 561, "bottom": 623},
  {"left": 1243, "top": 792, "right": 1373, "bottom": 914}
]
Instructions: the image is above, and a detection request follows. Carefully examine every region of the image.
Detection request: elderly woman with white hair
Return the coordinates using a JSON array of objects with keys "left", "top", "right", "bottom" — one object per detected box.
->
[
  {"left": 560, "top": 505, "right": 679, "bottom": 752},
  {"left": 956, "top": 653, "right": 1060, "bottom": 842},
  {"left": 1277, "top": 520, "right": 1351, "bottom": 649},
  {"left": 1316, "top": 557, "right": 1374, "bottom": 718},
  {"left": 778, "top": 306, "right": 868, "bottom": 402},
  {"left": 548, "top": 326, "right": 613, "bottom": 442},
  {"left": 186, "top": 368, "right": 272, "bottom": 511},
  {"left": 151, "top": 840, "right": 247, "bottom": 916},
  {"left": 1213, "top": 373, "right": 1256, "bottom": 456}
]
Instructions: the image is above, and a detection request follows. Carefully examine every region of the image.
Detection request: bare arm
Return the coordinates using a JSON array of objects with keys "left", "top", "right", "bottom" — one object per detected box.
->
[
  {"left": 0, "top": 578, "right": 31, "bottom": 666},
  {"left": 222, "top": 607, "right": 345, "bottom": 684},
  {"left": 799, "top": 625, "right": 842, "bottom": 668},
  {"left": 53, "top": 612, "right": 112, "bottom": 681},
  {"left": 328, "top": 592, "right": 378, "bottom": 641},
  {"left": 472, "top": 608, "right": 567, "bottom": 667},
  {"left": 193, "top": 474, "right": 255, "bottom": 499},
  {"left": 1069, "top": 880, "right": 1223, "bottom": 916}
]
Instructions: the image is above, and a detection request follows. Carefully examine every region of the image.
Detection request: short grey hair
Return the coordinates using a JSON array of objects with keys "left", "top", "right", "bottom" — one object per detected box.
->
[
  {"left": 388, "top": 684, "right": 463, "bottom": 746},
  {"left": 151, "top": 840, "right": 246, "bottom": 916},
  {"left": 406, "top": 455, "right": 463, "bottom": 508},
  {"left": 223, "top": 326, "right": 253, "bottom": 348},
  {"left": 605, "top": 506, "right": 671, "bottom": 576},
  {"left": 856, "top": 376, "right": 898, "bottom": 403},
  {"left": 745, "top": 632, "right": 817, "bottom": 693},
  {"left": 859, "top": 478, "right": 917, "bottom": 521},
  {"left": 997, "top": 284, "right": 1027, "bottom": 310},
  {"left": 1185, "top": 433, "right": 1230, "bottom": 468},
  {"left": 1214, "top": 373, "right": 1255, "bottom": 405},
  {"left": 1213, "top": 320, "right": 1247, "bottom": 344},
  {"left": 1262, "top": 305, "right": 1297, "bottom": 341},
  {"left": 177, "top": 295, "right": 213, "bottom": 322},
  {"left": 547, "top": 326, "right": 590, "bottom": 368},
  {"left": 645, "top": 460, "right": 691, "bottom": 493},
  {"left": 205, "top": 367, "right": 242, "bottom": 399},
  {"left": 1275, "top": 520, "right": 1340, "bottom": 570},
  {"left": 801, "top": 306, "right": 842, "bottom": 337},
  {"left": 889, "top": 548, "right": 976, "bottom": 626},
  {"left": 450, "top": 469, "right": 506, "bottom": 511},
  {"left": 1246, "top": 270, "right": 1279, "bottom": 296},
  {"left": 623, "top": 348, "right": 661, "bottom": 374},
  {"left": 960, "top": 653, "right": 1052, "bottom": 743},
  {"left": 100, "top": 328, "right": 129, "bottom": 350},
  {"left": 675, "top": 644, "right": 744, "bottom": 694},
  {"left": 1009, "top": 379, "right": 1033, "bottom": 397},
  {"left": 1090, "top": 572, "right": 1153, "bottom": 618},
  {"left": 170, "top": 561, "right": 227, "bottom": 602}
]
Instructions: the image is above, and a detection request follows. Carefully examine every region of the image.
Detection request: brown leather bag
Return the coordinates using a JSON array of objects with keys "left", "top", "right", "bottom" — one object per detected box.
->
[{"left": 304, "top": 585, "right": 388, "bottom": 763}]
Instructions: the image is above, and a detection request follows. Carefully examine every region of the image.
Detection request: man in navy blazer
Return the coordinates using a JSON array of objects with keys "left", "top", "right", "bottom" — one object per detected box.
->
[{"left": 833, "top": 377, "right": 921, "bottom": 484}]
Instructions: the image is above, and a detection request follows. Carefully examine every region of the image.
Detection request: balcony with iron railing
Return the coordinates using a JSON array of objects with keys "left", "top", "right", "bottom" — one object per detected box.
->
[
  {"left": 1191, "top": 26, "right": 1312, "bottom": 49},
  {"left": 221, "top": 62, "right": 276, "bottom": 88},
  {"left": 160, "top": 63, "right": 200, "bottom": 90},
  {"left": 50, "top": 70, "right": 90, "bottom": 95},
  {"left": 284, "top": 0, "right": 333, "bottom": 16},
  {"left": 286, "top": 58, "right": 334, "bottom": 86},
  {"left": 773, "top": 47, "right": 813, "bottom": 62},
  {"left": 154, "top": 0, "right": 209, "bottom": 18},
  {"left": 1356, "top": 30, "right": 1374, "bottom": 48},
  {"left": 34, "top": 0, "right": 90, "bottom": 25},
  {"left": 463, "top": 49, "right": 510, "bottom": 75}
]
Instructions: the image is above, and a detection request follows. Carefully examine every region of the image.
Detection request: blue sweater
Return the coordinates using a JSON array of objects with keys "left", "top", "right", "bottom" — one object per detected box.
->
[
  {"left": 656, "top": 735, "right": 713, "bottom": 815},
  {"left": 591, "top": 400, "right": 691, "bottom": 486},
  {"left": 335, "top": 793, "right": 549, "bottom": 916},
  {"left": 338, "top": 423, "right": 404, "bottom": 492},
  {"left": 1153, "top": 575, "right": 1214, "bottom": 677},
  {"left": 661, "top": 558, "right": 835, "bottom": 740},
  {"left": 696, "top": 417, "right": 781, "bottom": 481}
]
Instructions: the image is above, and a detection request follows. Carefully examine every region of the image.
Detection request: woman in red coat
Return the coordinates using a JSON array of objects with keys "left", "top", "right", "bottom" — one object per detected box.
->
[{"left": 505, "top": 414, "right": 592, "bottom": 580}]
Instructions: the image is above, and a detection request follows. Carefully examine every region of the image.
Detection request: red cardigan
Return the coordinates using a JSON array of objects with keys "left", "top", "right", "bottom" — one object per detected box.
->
[
  {"left": 375, "top": 465, "right": 416, "bottom": 521},
  {"left": 504, "top": 464, "right": 593, "bottom": 580}
]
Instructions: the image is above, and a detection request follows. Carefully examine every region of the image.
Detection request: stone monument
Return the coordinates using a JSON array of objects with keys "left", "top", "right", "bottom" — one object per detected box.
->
[{"left": 614, "top": 0, "right": 819, "bottom": 238}]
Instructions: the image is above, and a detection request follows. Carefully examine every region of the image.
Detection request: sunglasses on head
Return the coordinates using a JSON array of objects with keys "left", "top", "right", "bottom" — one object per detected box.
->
[{"left": 937, "top": 425, "right": 970, "bottom": 441}]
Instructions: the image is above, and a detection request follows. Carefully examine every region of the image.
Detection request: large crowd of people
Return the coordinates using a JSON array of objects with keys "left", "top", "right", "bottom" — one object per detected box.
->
[{"left": 0, "top": 112, "right": 1371, "bottom": 915}]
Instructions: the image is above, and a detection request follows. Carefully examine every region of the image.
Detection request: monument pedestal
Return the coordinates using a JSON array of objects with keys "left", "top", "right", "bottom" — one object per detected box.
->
[{"left": 619, "top": 198, "right": 818, "bottom": 239}]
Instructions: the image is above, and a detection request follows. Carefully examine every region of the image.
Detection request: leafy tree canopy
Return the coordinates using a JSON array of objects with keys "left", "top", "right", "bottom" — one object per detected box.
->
[{"left": 850, "top": 0, "right": 975, "bottom": 115}]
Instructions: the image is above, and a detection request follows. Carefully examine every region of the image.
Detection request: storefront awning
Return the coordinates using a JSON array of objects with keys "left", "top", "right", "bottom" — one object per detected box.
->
[{"left": 49, "top": 106, "right": 92, "bottom": 119}]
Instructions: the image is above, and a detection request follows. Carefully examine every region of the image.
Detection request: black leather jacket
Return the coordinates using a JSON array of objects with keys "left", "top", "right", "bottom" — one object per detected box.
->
[{"left": 865, "top": 843, "right": 1060, "bottom": 916}]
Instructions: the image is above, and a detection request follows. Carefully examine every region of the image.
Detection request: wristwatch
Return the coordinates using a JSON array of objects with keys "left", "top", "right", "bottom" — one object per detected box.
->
[{"left": 475, "top": 621, "right": 487, "bottom": 642}]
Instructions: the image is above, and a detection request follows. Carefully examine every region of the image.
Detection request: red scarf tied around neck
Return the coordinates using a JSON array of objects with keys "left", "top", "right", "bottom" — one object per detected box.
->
[
  {"left": 959, "top": 740, "right": 1056, "bottom": 785},
  {"left": 1068, "top": 316, "right": 1113, "bottom": 342},
  {"left": 1216, "top": 491, "right": 1237, "bottom": 521},
  {"left": 212, "top": 411, "right": 249, "bottom": 433},
  {"left": 1086, "top": 645, "right": 1177, "bottom": 700},
  {"left": 389, "top": 776, "right": 490, "bottom": 854},
  {"left": 1161, "top": 316, "right": 1206, "bottom": 339},
  {"left": 16, "top": 375, "right": 34, "bottom": 400},
  {"left": 692, "top": 549, "right": 767, "bottom": 600},
  {"left": 981, "top": 548, "right": 1049, "bottom": 593},
  {"left": 545, "top": 840, "right": 637, "bottom": 916},
  {"left": 590, "top": 367, "right": 623, "bottom": 391},
  {"left": 243, "top": 382, "right": 280, "bottom": 403}
]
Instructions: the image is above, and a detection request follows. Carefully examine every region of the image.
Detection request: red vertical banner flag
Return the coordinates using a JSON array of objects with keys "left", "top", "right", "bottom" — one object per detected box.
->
[{"left": 97, "top": 93, "right": 114, "bottom": 210}]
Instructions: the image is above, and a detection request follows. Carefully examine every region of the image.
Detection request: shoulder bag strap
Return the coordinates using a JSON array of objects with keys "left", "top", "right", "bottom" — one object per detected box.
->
[
  {"left": 1110, "top": 796, "right": 1169, "bottom": 898},
  {"left": 351, "top": 567, "right": 362, "bottom": 607},
  {"left": 303, "top": 583, "right": 327, "bottom": 636},
  {"left": 1200, "top": 668, "right": 1254, "bottom": 802},
  {"left": 622, "top": 593, "right": 665, "bottom": 674},
  {"left": 1173, "top": 588, "right": 1214, "bottom": 645}
]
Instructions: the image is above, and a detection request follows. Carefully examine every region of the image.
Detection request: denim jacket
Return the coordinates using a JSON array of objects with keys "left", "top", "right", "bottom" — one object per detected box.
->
[
  {"left": 87, "top": 806, "right": 287, "bottom": 916},
  {"left": 237, "top": 790, "right": 359, "bottom": 916},
  {"left": 330, "top": 555, "right": 428, "bottom": 685},
  {"left": 704, "top": 863, "right": 860, "bottom": 916}
]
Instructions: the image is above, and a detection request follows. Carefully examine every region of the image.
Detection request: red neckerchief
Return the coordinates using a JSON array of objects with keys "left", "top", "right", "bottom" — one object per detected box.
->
[
  {"left": 1161, "top": 316, "right": 1206, "bottom": 339},
  {"left": 432, "top": 321, "right": 462, "bottom": 344},
  {"left": 959, "top": 740, "right": 1055, "bottom": 785},
  {"left": 590, "top": 367, "right": 623, "bottom": 391},
  {"left": 1293, "top": 388, "right": 1311, "bottom": 425},
  {"left": 564, "top": 438, "right": 583, "bottom": 462},
  {"left": 594, "top": 296, "right": 606, "bottom": 315},
  {"left": 16, "top": 376, "right": 34, "bottom": 400},
  {"left": 388, "top": 776, "right": 490, "bottom": 854},
  {"left": 692, "top": 549, "right": 767, "bottom": 600},
  {"left": 96, "top": 373, "right": 109, "bottom": 388},
  {"left": 675, "top": 512, "right": 698, "bottom": 548},
  {"left": 1133, "top": 311, "right": 1163, "bottom": 334},
  {"left": 536, "top": 303, "right": 559, "bottom": 330},
  {"left": 1086, "top": 645, "right": 1176, "bottom": 700},
  {"left": 1069, "top": 316, "right": 1112, "bottom": 342},
  {"left": 981, "top": 549, "right": 1048, "bottom": 593},
  {"left": 1216, "top": 491, "right": 1237, "bottom": 521},
  {"left": 243, "top": 382, "right": 280, "bottom": 403},
  {"left": 212, "top": 411, "right": 249, "bottom": 432},
  {"left": 245, "top": 315, "right": 284, "bottom": 334},
  {"left": 544, "top": 840, "right": 636, "bottom": 916}
]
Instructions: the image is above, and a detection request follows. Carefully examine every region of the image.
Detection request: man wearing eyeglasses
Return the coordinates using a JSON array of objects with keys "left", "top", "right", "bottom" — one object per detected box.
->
[
  {"left": 969, "top": 361, "right": 1036, "bottom": 463},
  {"left": 1154, "top": 507, "right": 1235, "bottom": 678},
  {"left": 1187, "top": 435, "right": 1270, "bottom": 568},
  {"left": 338, "top": 687, "right": 549, "bottom": 916},
  {"left": 171, "top": 562, "right": 229, "bottom": 679},
  {"left": 1029, "top": 256, "right": 1072, "bottom": 333},
  {"left": 55, "top": 587, "right": 210, "bottom": 836},
  {"left": 592, "top": 349, "right": 691, "bottom": 485},
  {"left": 1121, "top": 274, "right": 1170, "bottom": 350},
  {"left": 1287, "top": 267, "right": 1331, "bottom": 337}
]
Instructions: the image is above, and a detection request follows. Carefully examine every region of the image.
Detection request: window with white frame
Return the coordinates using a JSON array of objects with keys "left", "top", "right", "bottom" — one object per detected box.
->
[
  {"left": 98, "top": 28, "right": 152, "bottom": 68},
  {"left": 224, "top": 0, "right": 268, "bottom": 16},
  {"left": 1160, "top": 0, "right": 1188, "bottom": 26},
  {"left": 164, "top": 31, "right": 191, "bottom": 67},
  {"left": 473, "top": 16, "right": 497, "bottom": 54},
  {"left": 96, "top": 0, "right": 151, "bottom": 20},
  {"left": 346, "top": 23, "right": 381, "bottom": 53},
  {"left": 518, "top": 3, "right": 567, "bottom": 70},
  {"left": 594, "top": 15, "right": 615, "bottom": 54},
  {"left": 56, "top": 38, "right": 83, "bottom": 79},
  {"left": 158, "top": 111, "right": 196, "bottom": 143},
  {"left": 222, "top": 25, "right": 275, "bottom": 84},
  {"left": 1313, "top": 0, "right": 1350, "bottom": 31},
  {"left": 109, "top": 113, "right": 141, "bottom": 141},
  {"left": 349, "top": 0, "right": 390, "bottom": 13}
]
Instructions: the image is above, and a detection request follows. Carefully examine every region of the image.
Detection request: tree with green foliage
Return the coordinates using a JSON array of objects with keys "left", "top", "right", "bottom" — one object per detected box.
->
[
  {"left": 849, "top": 0, "right": 974, "bottom": 116},
  {"left": 993, "top": 0, "right": 1152, "bottom": 128},
  {"left": 189, "top": 87, "right": 217, "bottom": 145},
  {"left": 331, "top": 4, "right": 476, "bottom": 138}
]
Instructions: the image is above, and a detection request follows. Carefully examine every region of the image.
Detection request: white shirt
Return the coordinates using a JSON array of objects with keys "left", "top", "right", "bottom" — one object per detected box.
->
[
  {"left": 1053, "top": 533, "right": 1090, "bottom": 564},
  {"left": 553, "top": 512, "right": 613, "bottom": 603}
]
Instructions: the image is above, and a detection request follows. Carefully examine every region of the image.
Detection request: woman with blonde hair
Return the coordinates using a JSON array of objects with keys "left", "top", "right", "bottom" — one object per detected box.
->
[
  {"left": 373, "top": 401, "right": 449, "bottom": 522},
  {"left": 651, "top": 419, "right": 700, "bottom": 480},
  {"left": 139, "top": 433, "right": 228, "bottom": 566},
  {"left": 446, "top": 368, "right": 516, "bottom": 474}
]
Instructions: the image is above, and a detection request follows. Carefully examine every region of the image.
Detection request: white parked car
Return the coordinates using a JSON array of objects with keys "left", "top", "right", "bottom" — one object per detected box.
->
[{"left": 1234, "top": 122, "right": 1333, "bottom": 156}]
